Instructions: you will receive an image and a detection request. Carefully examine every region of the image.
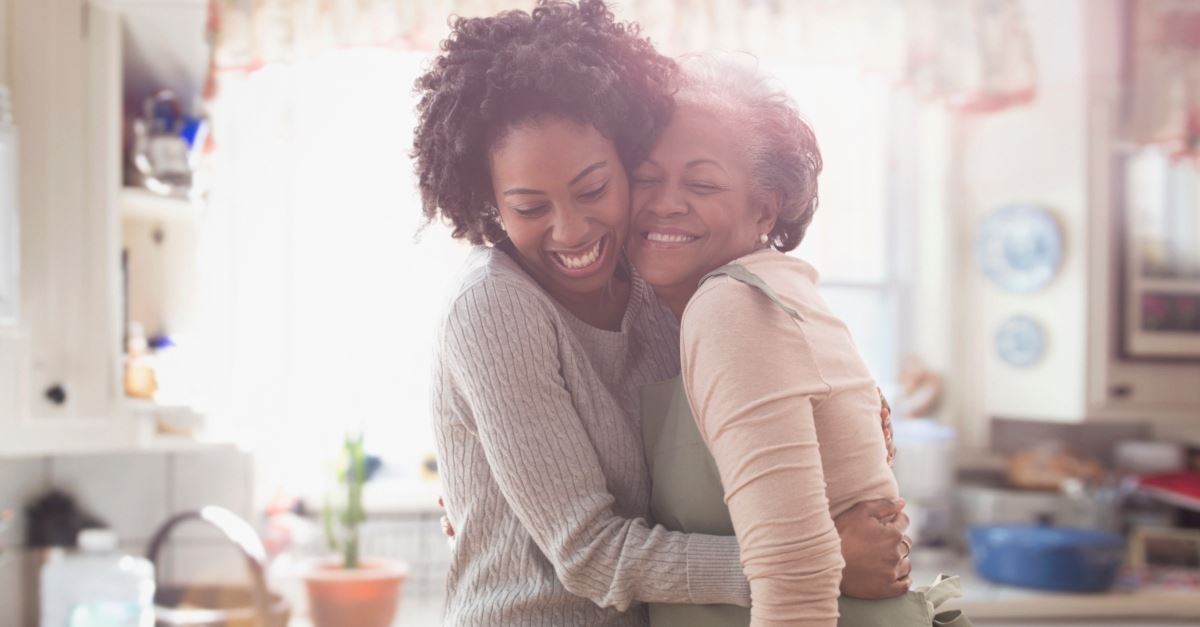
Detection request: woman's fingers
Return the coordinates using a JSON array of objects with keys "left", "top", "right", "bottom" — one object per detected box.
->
[
  {"left": 437, "top": 495, "right": 456, "bottom": 540},
  {"left": 879, "top": 387, "right": 897, "bottom": 465},
  {"left": 847, "top": 497, "right": 905, "bottom": 522}
]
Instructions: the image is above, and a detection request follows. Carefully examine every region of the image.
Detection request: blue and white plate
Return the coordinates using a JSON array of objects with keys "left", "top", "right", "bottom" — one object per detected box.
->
[
  {"left": 996, "top": 315, "right": 1046, "bottom": 368},
  {"left": 976, "top": 204, "right": 1063, "bottom": 293}
]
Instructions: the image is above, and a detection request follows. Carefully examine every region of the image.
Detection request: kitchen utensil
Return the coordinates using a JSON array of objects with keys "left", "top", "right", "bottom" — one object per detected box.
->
[
  {"left": 146, "top": 506, "right": 290, "bottom": 627},
  {"left": 1137, "top": 471, "right": 1200, "bottom": 512},
  {"left": 956, "top": 483, "right": 1124, "bottom": 533},
  {"left": 130, "top": 90, "right": 203, "bottom": 198},
  {"left": 968, "top": 524, "right": 1126, "bottom": 592},
  {"left": 1115, "top": 441, "right": 1186, "bottom": 474},
  {"left": 41, "top": 528, "right": 155, "bottom": 627},
  {"left": 892, "top": 419, "right": 957, "bottom": 544}
]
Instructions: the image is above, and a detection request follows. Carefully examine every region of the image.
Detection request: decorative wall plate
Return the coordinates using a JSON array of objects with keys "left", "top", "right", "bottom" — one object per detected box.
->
[
  {"left": 976, "top": 204, "right": 1063, "bottom": 293},
  {"left": 996, "top": 315, "right": 1046, "bottom": 368}
]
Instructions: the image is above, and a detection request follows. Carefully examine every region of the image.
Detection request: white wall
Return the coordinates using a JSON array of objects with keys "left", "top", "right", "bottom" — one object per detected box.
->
[{"left": 936, "top": 0, "right": 1099, "bottom": 444}]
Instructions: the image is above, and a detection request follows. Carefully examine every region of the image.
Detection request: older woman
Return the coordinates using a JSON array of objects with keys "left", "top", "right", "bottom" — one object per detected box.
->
[{"left": 628, "top": 57, "right": 968, "bottom": 626}]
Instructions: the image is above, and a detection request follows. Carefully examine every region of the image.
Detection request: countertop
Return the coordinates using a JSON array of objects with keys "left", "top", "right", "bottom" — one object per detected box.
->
[
  {"left": 911, "top": 549, "right": 1200, "bottom": 623},
  {"left": 287, "top": 550, "right": 1200, "bottom": 627}
]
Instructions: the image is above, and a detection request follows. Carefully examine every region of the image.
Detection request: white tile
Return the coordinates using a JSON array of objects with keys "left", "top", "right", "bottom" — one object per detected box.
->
[
  {"left": 48, "top": 452, "right": 168, "bottom": 541},
  {"left": 0, "top": 456, "right": 48, "bottom": 548},
  {"left": 168, "top": 446, "right": 253, "bottom": 541}
]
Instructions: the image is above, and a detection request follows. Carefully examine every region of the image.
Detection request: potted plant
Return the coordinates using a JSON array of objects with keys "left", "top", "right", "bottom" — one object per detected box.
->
[{"left": 303, "top": 434, "right": 408, "bottom": 627}]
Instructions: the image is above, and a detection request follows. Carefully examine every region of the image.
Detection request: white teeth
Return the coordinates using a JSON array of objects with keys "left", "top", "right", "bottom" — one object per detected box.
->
[
  {"left": 646, "top": 232, "right": 697, "bottom": 243},
  {"left": 554, "top": 238, "right": 603, "bottom": 270}
]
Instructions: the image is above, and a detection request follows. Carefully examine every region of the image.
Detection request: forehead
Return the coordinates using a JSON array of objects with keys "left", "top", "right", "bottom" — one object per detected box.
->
[
  {"left": 489, "top": 116, "right": 616, "bottom": 183},
  {"left": 649, "top": 106, "right": 744, "bottom": 165}
]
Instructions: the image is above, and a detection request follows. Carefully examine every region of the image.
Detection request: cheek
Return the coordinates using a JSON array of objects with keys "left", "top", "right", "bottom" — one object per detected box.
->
[
  {"left": 599, "top": 190, "right": 631, "bottom": 228},
  {"left": 498, "top": 213, "right": 544, "bottom": 251}
]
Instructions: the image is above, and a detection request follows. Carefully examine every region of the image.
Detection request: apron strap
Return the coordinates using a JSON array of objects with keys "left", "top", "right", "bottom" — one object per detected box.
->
[
  {"left": 700, "top": 263, "right": 805, "bottom": 321},
  {"left": 922, "top": 574, "right": 962, "bottom": 609},
  {"left": 922, "top": 574, "right": 973, "bottom": 627}
]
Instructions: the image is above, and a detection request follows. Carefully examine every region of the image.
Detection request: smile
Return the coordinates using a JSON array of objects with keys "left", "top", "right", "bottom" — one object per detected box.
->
[
  {"left": 549, "top": 235, "right": 608, "bottom": 274},
  {"left": 641, "top": 230, "right": 699, "bottom": 248},
  {"left": 645, "top": 232, "right": 698, "bottom": 244}
]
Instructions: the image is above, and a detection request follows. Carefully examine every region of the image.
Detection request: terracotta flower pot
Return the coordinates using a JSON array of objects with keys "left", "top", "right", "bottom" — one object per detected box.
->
[{"left": 303, "top": 559, "right": 408, "bottom": 627}]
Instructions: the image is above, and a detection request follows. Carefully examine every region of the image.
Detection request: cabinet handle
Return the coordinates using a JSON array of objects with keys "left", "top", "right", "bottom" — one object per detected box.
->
[
  {"left": 44, "top": 384, "right": 67, "bottom": 405},
  {"left": 1109, "top": 384, "right": 1133, "bottom": 399}
]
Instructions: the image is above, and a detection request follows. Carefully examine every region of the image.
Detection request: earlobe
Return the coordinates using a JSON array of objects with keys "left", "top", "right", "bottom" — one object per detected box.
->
[{"left": 757, "top": 191, "right": 782, "bottom": 233}]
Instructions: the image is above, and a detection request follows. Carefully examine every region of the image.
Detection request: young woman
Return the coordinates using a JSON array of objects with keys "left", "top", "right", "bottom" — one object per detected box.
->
[
  {"left": 628, "top": 57, "right": 967, "bottom": 626},
  {"left": 414, "top": 2, "right": 909, "bottom": 625}
]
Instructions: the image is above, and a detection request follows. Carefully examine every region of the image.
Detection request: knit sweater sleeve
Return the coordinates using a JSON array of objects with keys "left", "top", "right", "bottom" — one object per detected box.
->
[{"left": 440, "top": 277, "right": 750, "bottom": 610}]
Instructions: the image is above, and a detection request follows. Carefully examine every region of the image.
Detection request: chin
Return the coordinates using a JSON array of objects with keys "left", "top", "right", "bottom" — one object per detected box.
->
[{"left": 631, "top": 258, "right": 687, "bottom": 292}]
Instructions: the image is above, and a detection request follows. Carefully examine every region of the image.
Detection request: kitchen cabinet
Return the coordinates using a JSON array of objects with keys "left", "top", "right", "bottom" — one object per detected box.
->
[
  {"left": 1, "top": 0, "right": 133, "bottom": 453},
  {"left": 1082, "top": 0, "right": 1200, "bottom": 421}
]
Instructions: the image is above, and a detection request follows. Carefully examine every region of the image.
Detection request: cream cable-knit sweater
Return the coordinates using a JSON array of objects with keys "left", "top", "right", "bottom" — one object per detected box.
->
[{"left": 433, "top": 246, "right": 750, "bottom": 626}]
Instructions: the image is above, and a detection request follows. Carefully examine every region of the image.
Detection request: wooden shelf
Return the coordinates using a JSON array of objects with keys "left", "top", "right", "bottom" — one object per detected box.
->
[{"left": 119, "top": 187, "right": 200, "bottom": 222}]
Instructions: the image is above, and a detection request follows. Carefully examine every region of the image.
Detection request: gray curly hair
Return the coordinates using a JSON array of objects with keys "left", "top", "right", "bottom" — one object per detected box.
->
[{"left": 673, "top": 54, "right": 822, "bottom": 252}]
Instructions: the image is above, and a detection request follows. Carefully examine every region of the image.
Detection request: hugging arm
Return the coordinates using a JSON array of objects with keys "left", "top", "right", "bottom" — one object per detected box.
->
[
  {"left": 681, "top": 284, "right": 905, "bottom": 625},
  {"left": 682, "top": 289, "right": 843, "bottom": 627},
  {"left": 441, "top": 280, "right": 750, "bottom": 610}
]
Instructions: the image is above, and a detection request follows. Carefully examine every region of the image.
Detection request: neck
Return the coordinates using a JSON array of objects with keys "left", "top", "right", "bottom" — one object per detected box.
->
[
  {"left": 656, "top": 280, "right": 699, "bottom": 321},
  {"left": 554, "top": 277, "right": 631, "bottom": 330},
  {"left": 501, "top": 241, "right": 632, "bottom": 330},
  {"left": 656, "top": 246, "right": 772, "bottom": 320}
]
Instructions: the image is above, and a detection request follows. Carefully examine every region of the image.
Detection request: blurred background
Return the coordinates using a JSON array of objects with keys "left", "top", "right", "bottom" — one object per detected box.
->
[{"left": 1, "top": 0, "right": 1199, "bottom": 626}]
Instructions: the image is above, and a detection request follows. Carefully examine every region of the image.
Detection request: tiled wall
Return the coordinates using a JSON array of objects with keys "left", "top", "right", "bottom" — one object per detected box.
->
[{"left": 0, "top": 446, "right": 253, "bottom": 627}]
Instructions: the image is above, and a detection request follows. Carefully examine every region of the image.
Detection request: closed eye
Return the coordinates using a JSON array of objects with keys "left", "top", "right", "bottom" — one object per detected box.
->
[
  {"left": 512, "top": 204, "right": 549, "bottom": 217},
  {"left": 578, "top": 181, "right": 610, "bottom": 202},
  {"left": 687, "top": 181, "right": 724, "bottom": 194}
]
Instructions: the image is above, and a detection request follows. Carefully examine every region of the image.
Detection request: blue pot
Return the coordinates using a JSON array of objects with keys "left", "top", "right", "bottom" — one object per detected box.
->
[{"left": 968, "top": 524, "right": 1126, "bottom": 593}]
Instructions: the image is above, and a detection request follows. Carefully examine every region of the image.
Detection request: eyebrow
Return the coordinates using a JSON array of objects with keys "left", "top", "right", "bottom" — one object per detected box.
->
[
  {"left": 503, "top": 187, "right": 545, "bottom": 197},
  {"left": 569, "top": 161, "right": 609, "bottom": 186},
  {"left": 502, "top": 160, "right": 609, "bottom": 197}
]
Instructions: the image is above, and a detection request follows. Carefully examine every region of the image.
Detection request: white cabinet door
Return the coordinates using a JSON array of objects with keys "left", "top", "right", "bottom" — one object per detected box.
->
[{"left": 3, "top": 0, "right": 129, "bottom": 452}]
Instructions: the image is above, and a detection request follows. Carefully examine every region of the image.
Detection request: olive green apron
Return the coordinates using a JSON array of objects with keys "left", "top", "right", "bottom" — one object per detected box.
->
[{"left": 640, "top": 263, "right": 971, "bottom": 627}]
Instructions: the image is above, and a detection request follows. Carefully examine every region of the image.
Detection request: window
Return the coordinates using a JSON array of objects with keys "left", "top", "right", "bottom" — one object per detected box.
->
[
  {"left": 203, "top": 51, "right": 905, "bottom": 496},
  {"left": 766, "top": 64, "right": 906, "bottom": 386}
]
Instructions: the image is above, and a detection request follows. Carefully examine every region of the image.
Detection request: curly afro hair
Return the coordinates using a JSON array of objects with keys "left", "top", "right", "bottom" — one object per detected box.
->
[{"left": 412, "top": 0, "right": 677, "bottom": 245}]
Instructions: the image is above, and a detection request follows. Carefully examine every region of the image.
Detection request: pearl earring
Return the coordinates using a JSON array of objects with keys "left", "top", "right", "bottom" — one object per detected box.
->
[{"left": 759, "top": 233, "right": 769, "bottom": 245}]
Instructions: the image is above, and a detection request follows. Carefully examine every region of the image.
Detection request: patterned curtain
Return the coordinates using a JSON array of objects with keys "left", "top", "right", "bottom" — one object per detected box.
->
[
  {"left": 205, "top": 0, "right": 1037, "bottom": 112},
  {"left": 1127, "top": 0, "right": 1200, "bottom": 156}
]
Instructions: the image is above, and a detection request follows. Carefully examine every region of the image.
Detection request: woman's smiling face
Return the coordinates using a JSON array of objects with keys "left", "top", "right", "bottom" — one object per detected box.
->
[
  {"left": 626, "top": 106, "right": 775, "bottom": 295},
  {"left": 489, "top": 116, "right": 630, "bottom": 301}
]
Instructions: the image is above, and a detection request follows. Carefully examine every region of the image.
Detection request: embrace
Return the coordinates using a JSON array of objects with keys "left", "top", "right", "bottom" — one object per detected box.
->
[{"left": 415, "top": 2, "right": 969, "bottom": 625}]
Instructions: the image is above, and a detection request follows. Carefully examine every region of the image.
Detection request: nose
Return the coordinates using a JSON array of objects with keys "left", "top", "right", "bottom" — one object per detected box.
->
[
  {"left": 550, "top": 206, "right": 591, "bottom": 247},
  {"left": 645, "top": 185, "right": 688, "bottom": 218}
]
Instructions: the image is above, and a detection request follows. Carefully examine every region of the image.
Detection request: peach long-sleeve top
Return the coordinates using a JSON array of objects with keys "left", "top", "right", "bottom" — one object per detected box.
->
[{"left": 679, "top": 248, "right": 900, "bottom": 627}]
